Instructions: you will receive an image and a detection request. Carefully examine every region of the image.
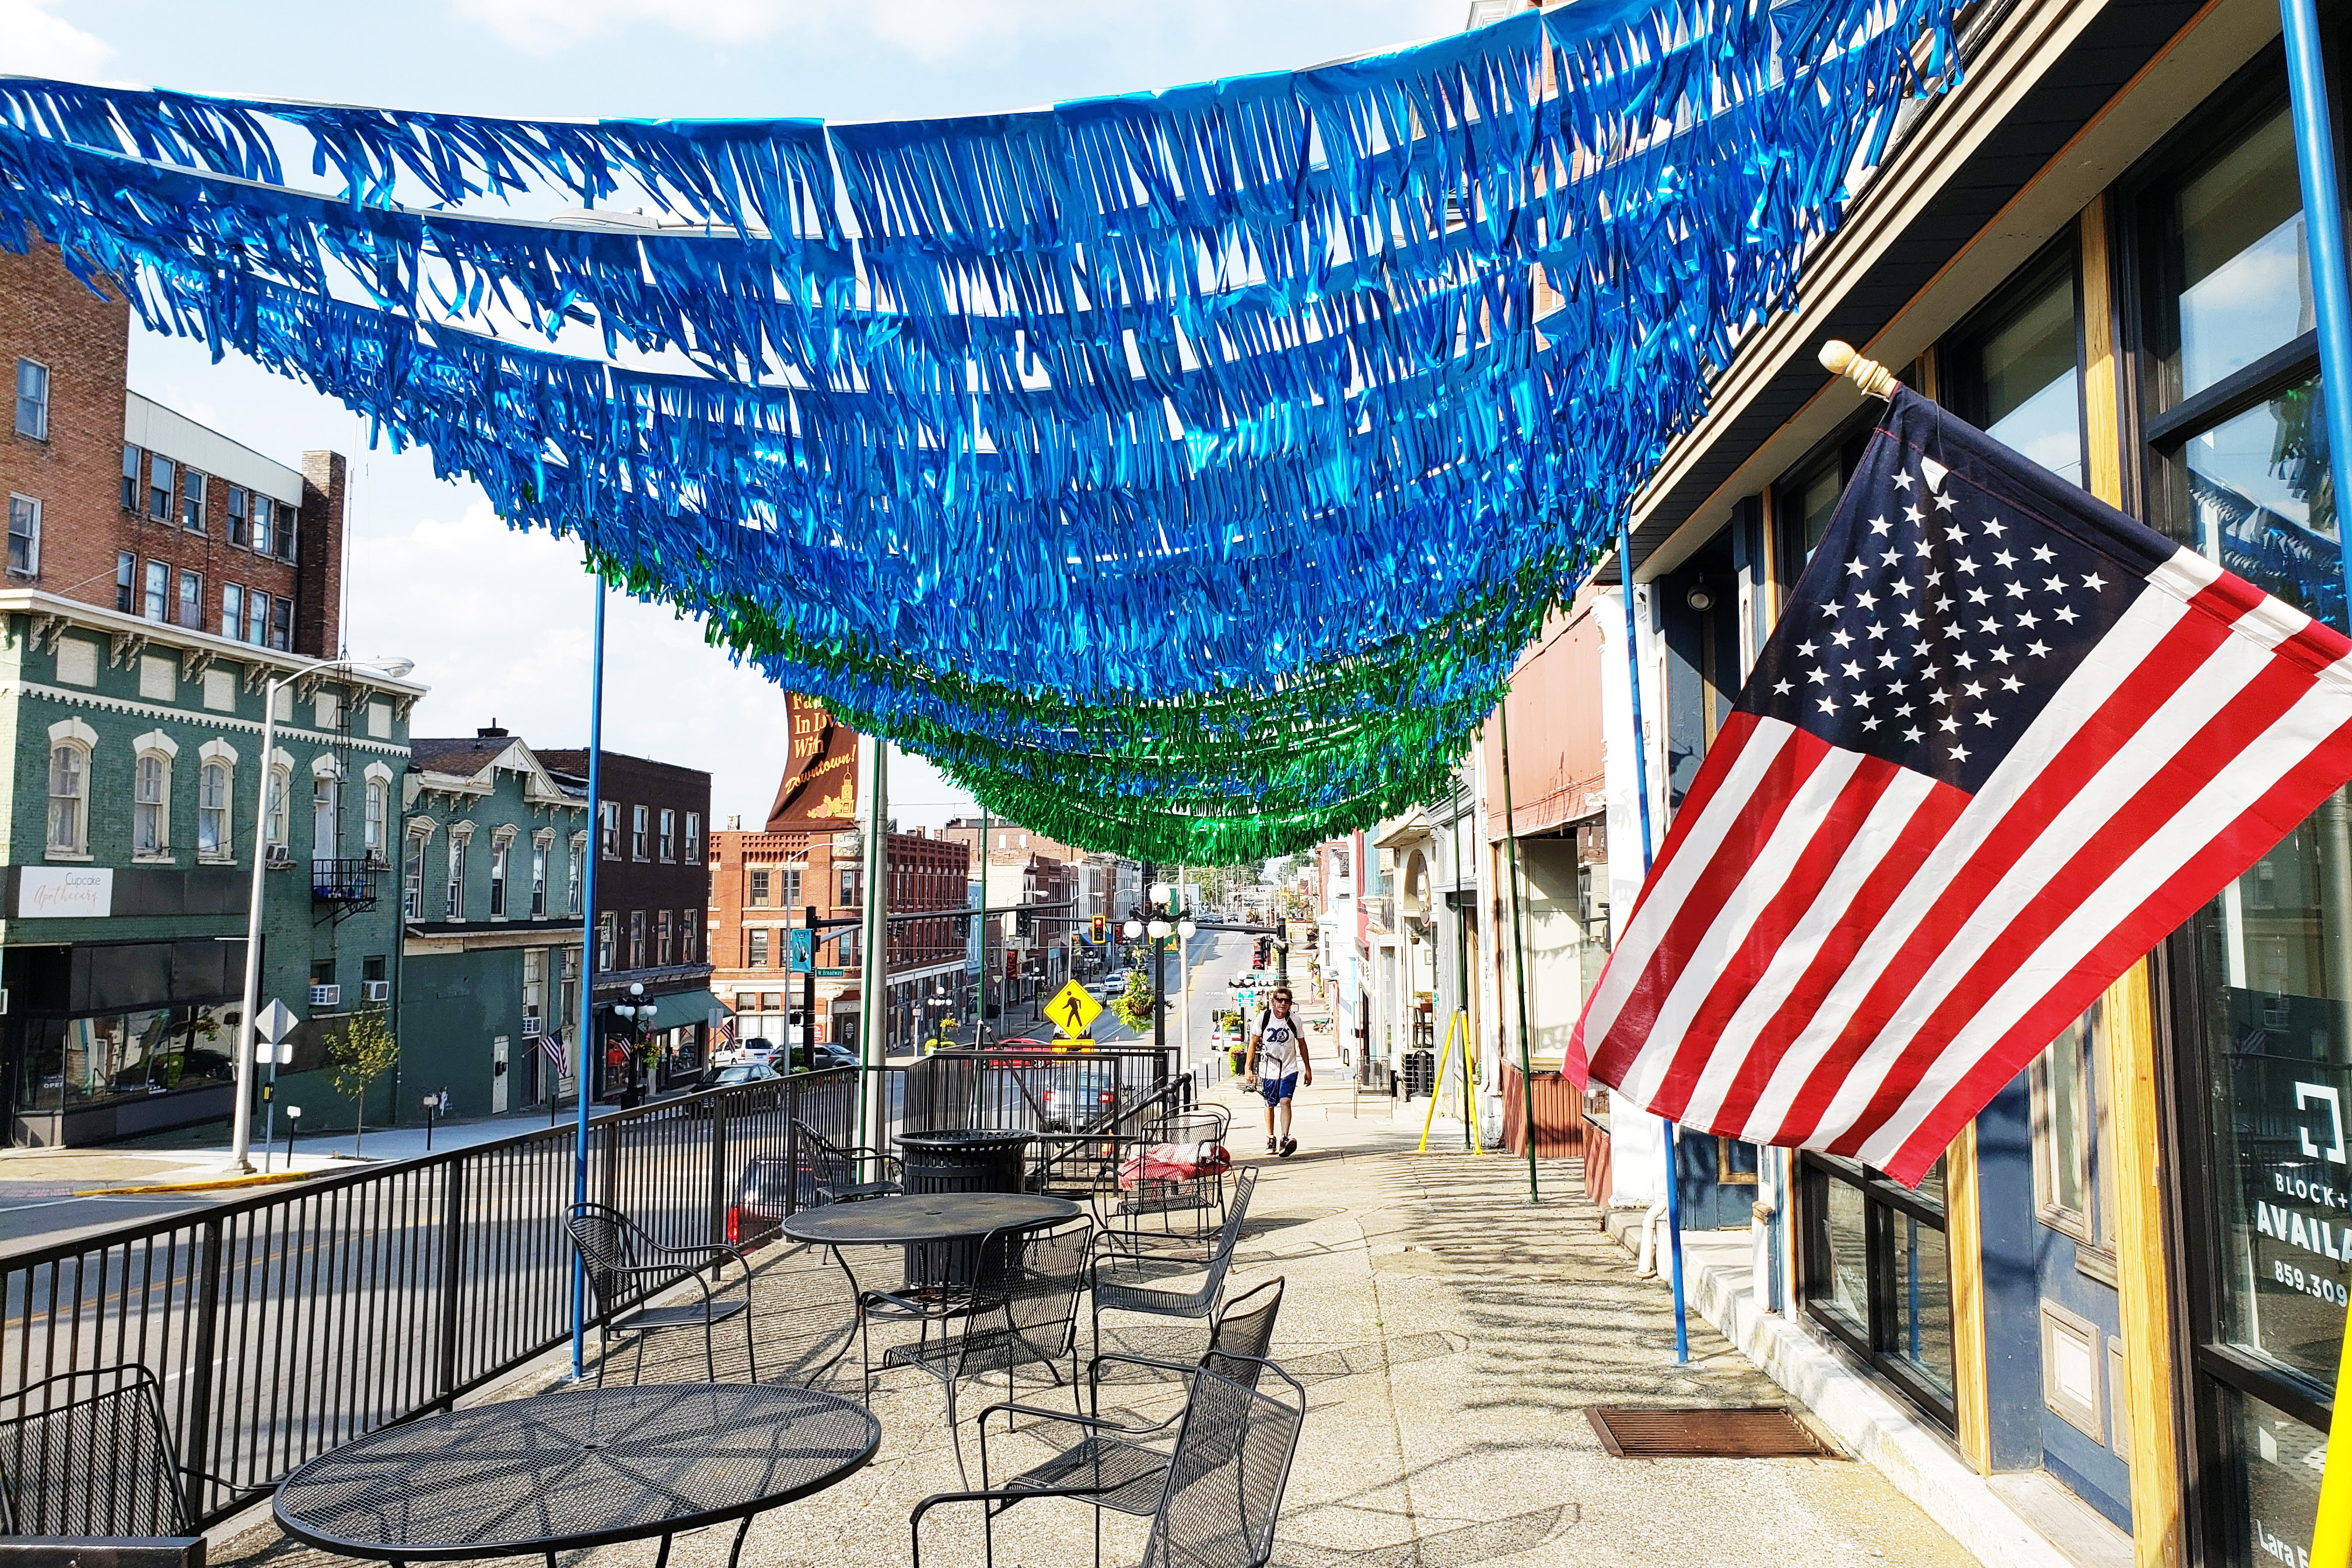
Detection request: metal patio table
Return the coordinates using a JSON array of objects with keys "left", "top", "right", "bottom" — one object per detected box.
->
[
  {"left": 273, "top": 1382, "right": 879, "bottom": 1568},
  {"left": 781, "top": 1191, "right": 1083, "bottom": 1310}
]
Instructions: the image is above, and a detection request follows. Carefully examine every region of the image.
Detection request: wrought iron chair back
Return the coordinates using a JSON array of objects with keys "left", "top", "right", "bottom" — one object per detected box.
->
[
  {"left": 1198, "top": 1278, "right": 1284, "bottom": 1387},
  {"left": 1140, "top": 1358, "right": 1306, "bottom": 1568},
  {"left": 565, "top": 1200, "right": 642, "bottom": 1319},
  {"left": 794, "top": 1118, "right": 902, "bottom": 1203},
  {"left": 0, "top": 1366, "right": 192, "bottom": 1537}
]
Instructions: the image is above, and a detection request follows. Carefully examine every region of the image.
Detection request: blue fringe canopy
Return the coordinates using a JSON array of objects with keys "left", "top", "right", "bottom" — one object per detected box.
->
[{"left": 0, "top": 0, "right": 1958, "bottom": 859}]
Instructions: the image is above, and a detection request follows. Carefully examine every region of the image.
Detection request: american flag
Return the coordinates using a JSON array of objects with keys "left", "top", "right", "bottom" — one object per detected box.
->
[
  {"left": 1570, "top": 386, "right": 2352, "bottom": 1186},
  {"left": 538, "top": 1028, "right": 565, "bottom": 1067}
]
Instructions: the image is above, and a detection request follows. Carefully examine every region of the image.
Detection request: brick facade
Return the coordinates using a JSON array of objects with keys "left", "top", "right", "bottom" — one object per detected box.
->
[
  {"left": 708, "top": 824, "right": 970, "bottom": 1050},
  {"left": 0, "top": 243, "right": 344, "bottom": 659}
]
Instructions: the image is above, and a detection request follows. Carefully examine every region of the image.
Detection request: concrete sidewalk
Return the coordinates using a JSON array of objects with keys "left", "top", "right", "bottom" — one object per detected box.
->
[{"left": 202, "top": 1061, "right": 1973, "bottom": 1568}]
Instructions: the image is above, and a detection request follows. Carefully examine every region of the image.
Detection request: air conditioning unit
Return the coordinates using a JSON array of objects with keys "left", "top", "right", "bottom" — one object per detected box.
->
[
  {"left": 362, "top": 979, "right": 391, "bottom": 1003},
  {"left": 265, "top": 845, "right": 295, "bottom": 868},
  {"left": 310, "top": 983, "right": 341, "bottom": 1008},
  {"left": 364, "top": 849, "right": 390, "bottom": 869},
  {"left": 520, "top": 1013, "right": 541, "bottom": 1037}
]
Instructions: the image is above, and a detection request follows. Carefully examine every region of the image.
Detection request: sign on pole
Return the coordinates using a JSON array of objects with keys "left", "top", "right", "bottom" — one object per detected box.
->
[
  {"left": 253, "top": 999, "right": 299, "bottom": 1062},
  {"left": 1044, "top": 979, "right": 1102, "bottom": 1041},
  {"left": 789, "top": 929, "right": 814, "bottom": 972}
]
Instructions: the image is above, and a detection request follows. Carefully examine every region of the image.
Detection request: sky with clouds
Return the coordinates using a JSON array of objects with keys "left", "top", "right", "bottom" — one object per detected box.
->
[{"left": 0, "top": 0, "right": 1462, "bottom": 830}]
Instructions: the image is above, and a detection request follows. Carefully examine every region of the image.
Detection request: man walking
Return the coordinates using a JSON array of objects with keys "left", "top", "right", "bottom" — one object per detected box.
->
[{"left": 1246, "top": 988, "right": 1312, "bottom": 1157}]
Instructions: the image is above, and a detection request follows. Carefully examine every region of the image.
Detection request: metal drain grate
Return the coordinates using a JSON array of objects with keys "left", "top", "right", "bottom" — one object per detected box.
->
[{"left": 1585, "top": 1406, "right": 1838, "bottom": 1460}]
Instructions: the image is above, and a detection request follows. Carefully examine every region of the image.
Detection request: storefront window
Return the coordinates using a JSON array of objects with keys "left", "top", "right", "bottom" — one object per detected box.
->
[
  {"left": 12, "top": 1004, "right": 237, "bottom": 1111},
  {"left": 1800, "top": 1153, "right": 1956, "bottom": 1424},
  {"left": 2144, "top": 83, "right": 2352, "bottom": 1568},
  {"left": 2216, "top": 1384, "right": 2323, "bottom": 1568},
  {"left": 1950, "top": 245, "right": 2083, "bottom": 489}
]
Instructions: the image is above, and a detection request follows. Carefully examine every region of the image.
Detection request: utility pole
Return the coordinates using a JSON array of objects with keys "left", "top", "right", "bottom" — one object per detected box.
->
[{"left": 1144, "top": 859, "right": 1165, "bottom": 1056}]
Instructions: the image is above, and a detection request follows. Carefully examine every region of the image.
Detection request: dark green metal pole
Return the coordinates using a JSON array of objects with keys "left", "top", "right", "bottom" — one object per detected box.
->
[
  {"left": 1498, "top": 702, "right": 1539, "bottom": 1202},
  {"left": 1451, "top": 780, "right": 1474, "bottom": 1152}
]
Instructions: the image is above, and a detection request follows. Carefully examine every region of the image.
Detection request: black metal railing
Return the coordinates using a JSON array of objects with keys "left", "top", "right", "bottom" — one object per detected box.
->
[{"left": 0, "top": 1068, "right": 859, "bottom": 1528}]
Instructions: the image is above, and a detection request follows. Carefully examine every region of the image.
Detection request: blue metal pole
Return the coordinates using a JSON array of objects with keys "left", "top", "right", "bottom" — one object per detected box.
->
[
  {"left": 569, "top": 576, "right": 607, "bottom": 1380},
  {"left": 2280, "top": 10, "right": 2352, "bottom": 1557},
  {"left": 1618, "top": 518, "right": 1689, "bottom": 1364},
  {"left": 2281, "top": 0, "right": 2352, "bottom": 629}
]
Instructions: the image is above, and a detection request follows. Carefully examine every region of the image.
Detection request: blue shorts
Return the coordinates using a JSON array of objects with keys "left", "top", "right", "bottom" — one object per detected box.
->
[{"left": 1257, "top": 1072, "right": 1299, "bottom": 1105}]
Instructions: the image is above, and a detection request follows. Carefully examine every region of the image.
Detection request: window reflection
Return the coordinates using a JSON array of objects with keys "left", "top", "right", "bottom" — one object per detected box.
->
[
  {"left": 1972, "top": 263, "right": 2083, "bottom": 488},
  {"left": 2182, "top": 380, "right": 2341, "bottom": 634},
  {"left": 12, "top": 1005, "right": 239, "bottom": 1111},
  {"left": 2174, "top": 109, "right": 2312, "bottom": 400}
]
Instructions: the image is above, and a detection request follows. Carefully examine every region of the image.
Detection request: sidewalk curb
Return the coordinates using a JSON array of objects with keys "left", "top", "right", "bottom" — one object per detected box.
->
[{"left": 76, "top": 1167, "right": 324, "bottom": 1197}]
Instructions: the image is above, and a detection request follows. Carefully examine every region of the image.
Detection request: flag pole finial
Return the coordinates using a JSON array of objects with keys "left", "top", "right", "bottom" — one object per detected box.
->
[{"left": 1819, "top": 340, "right": 1898, "bottom": 400}]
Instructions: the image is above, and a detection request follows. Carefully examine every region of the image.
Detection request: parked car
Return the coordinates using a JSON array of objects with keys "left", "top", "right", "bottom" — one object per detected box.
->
[
  {"left": 1091, "top": 974, "right": 1131, "bottom": 1000},
  {"left": 688, "top": 1060, "right": 785, "bottom": 1115},
  {"left": 714, "top": 1035, "right": 778, "bottom": 1069},
  {"left": 805, "top": 1042, "right": 860, "bottom": 1073}
]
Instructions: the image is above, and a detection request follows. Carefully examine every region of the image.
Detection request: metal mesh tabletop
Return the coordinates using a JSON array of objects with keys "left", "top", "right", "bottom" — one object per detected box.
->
[
  {"left": 272, "top": 1383, "right": 879, "bottom": 1560},
  {"left": 778, "top": 1193, "right": 1080, "bottom": 1247}
]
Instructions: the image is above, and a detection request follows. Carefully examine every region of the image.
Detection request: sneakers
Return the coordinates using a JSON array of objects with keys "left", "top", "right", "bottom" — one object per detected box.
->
[
  {"left": 1266, "top": 1136, "right": 1279, "bottom": 1155},
  {"left": 1279, "top": 1137, "right": 1298, "bottom": 1158}
]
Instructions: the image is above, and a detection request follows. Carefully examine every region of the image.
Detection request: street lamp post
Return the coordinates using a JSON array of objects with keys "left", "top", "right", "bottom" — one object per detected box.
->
[{"left": 230, "top": 655, "right": 413, "bottom": 1174}]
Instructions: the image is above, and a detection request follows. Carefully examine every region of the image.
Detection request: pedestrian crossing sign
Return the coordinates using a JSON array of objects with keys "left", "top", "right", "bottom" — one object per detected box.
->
[{"left": 1045, "top": 979, "right": 1102, "bottom": 1040}]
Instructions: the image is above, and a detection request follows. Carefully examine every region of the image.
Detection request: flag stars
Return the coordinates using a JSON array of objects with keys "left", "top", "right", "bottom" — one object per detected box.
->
[
  {"left": 2016, "top": 610, "right": 2040, "bottom": 629},
  {"left": 2028, "top": 639, "right": 2051, "bottom": 657},
  {"left": 1973, "top": 710, "right": 1997, "bottom": 728},
  {"left": 1863, "top": 716, "right": 1881, "bottom": 731},
  {"left": 2031, "top": 544, "right": 2055, "bottom": 562},
  {"left": 1953, "top": 650, "right": 1977, "bottom": 670},
  {"left": 1892, "top": 580, "right": 1915, "bottom": 598},
  {"left": 2006, "top": 581, "right": 2028, "bottom": 598},
  {"left": 1855, "top": 591, "right": 1878, "bottom": 611},
  {"left": 1905, "top": 726, "right": 1926, "bottom": 743},
  {"left": 1797, "top": 640, "right": 1818, "bottom": 657},
  {"left": 1977, "top": 617, "right": 2003, "bottom": 635},
  {"left": 1877, "top": 650, "right": 1899, "bottom": 668},
  {"left": 1852, "top": 690, "right": 1873, "bottom": 708},
  {"left": 1905, "top": 505, "right": 1926, "bottom": 524},
  {"left": 1957, "top": 556, "right": 1980, "bottom": 575},
  {"left": 1831, "top": 629, "right": 1854, "bottom": 649},
  {"left": 1808, "top": 667, "right": 1829, "bottom": 684},
  {"left": 1902, "top": 611, "right": 1923, "bottom": 629},
  {"left": 1895, "top": 703, "right": 1915, "bottom": 718},
  {"left": 1981, "top": 519, "right": 2006, "bottom": 537},
  {"left": 1818, "top": 696, "right": 1839, "bottom": 715},
  {"left": 1940, "top": 715, "right": 1960, "bottom": 733},
  {"left": 1966, "top": 587, "right": 1991, "bottom": 606},
  {"left": 1990, "top": 645, "right": 2013, "bottom": 664},
  {"left": 1773, "top": 679, "right": 1793, "bottom": 695},
  {"left": 1842, "top": 660, "right": 1864, "bottom": 679},
  {"left": 1933, "top": 492, "right": 1959, "bottom": 512},
  {"left": 1869, "top": 515, "right": 1891, "bottom": 535},
  {"left": 1993, "top": 549, "right": 2017, "bottom": 569},
  {"left": 1866, "top": 622, "right": 1888, "bottom": 640},
  {"left": 1895, "top": 472, "right": 1916, "bottom": 490},
  {"left": 2000, "top": 675, "right": 2023, "bottom": 693},
  {"left": 1962, "top": 681, "right": 1986, "bottom": 699},
  {"left": 1949, "top": 744, "right": 1971, "bottom": 762},
  {"left": 2054, "top": 606, "right": 2079, "bottom": 624},
  {"left": 2043, "top": 575, "right": 2066, "bottom": 593},
  {"left": 1882, "top": 549, "right": 1905, "bottom": 566},
  {"left": 1846, "top": 558, "right": 1868, "bottom": 578},
  {"left": 1945, "top": 523, "right": 1968, "bottom": 543},
  {"left": 2082, "top": 572, "right": 2108, "bottom": 592}
]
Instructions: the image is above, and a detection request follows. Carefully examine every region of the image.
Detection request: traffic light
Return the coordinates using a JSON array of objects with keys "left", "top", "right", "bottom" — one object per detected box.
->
[{"left": 1090, "top": 913, "right": 1107, "bottom": 943}]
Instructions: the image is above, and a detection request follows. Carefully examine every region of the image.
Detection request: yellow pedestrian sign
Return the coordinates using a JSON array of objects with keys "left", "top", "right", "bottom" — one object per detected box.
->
[{"left": 1045, "top": 979, "right": 1102, "bottom": 1040}]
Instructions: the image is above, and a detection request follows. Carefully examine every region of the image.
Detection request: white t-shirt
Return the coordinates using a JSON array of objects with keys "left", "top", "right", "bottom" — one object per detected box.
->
[{"left": 1254, "top": 1008, "right": 1305, "bottom": 1076}]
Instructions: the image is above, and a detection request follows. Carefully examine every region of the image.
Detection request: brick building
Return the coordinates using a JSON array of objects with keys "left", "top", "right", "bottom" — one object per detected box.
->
[
  {"left": 535, "top": 747, "right": 713, "bottom": 1091},
  {"left": 706, "top": 822, "right": 969, "bottom": 1057},
  {"left": 1, "top": 243, "right": 345, "bottom": 660}
]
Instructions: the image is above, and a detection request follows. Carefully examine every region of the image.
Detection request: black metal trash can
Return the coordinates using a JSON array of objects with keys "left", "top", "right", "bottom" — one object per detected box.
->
[
  {"left": 897, "top": 1129, "right": 1034, "bottom": 1194},
  {"left": 895, "top": 1130, "right": 1035, "bottom": 1289}
]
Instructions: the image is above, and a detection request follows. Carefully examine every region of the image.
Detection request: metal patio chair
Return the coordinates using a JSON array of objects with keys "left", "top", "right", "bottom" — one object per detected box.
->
[
  {"left": 567, "top": 1202, "right": 758, "bottom": 1387},
  {"left": 867, "top": 1217, "right": 1094, "bottom": 1482},
  {"left": 1104, "top": 1107, "right": 1231, "bottom": 1247},
  {"left": 795, "top": 1118, "right": 904, "bottom": 1204},
  {"left": 910, "top": 1353, "right": 1307, "bottom": 1568},
  {"left": 1093, "top": 1167, "right": 1256, "bottom": 1356},
  {"left": 0, "top": 1366, "right": 208, "bottom": 1541},
  {"left": 968, "top": 1278, "right": 1287, "bottom": 1566}
]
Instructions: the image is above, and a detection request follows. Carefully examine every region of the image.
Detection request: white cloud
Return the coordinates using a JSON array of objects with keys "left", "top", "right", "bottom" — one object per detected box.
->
[
  {"left": 455, "top": 0, "right": 1278, "bottom": 64},
  {"left": 345, "top": 497, "right": 972, "bottom": 831},
  {"left": 0, "top": 0, "right": 114, "bottom": 77}
]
